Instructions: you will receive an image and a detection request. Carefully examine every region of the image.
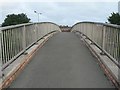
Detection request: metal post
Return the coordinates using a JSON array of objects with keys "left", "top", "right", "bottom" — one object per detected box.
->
[
  {"left": 22, "top": 25, "right": 26, "bottom": 50},
  {"left": 101, "top": 25, "right": 106, "bottom": 55},
  {"left": 34, "top": 24, "right": 38, "bottom": 42},
  {"left": 0, "top": 30, "right": 2, "bottom": 78}
]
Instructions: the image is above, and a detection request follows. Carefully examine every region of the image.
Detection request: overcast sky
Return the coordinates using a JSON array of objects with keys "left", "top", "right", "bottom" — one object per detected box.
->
[{"left": 0, "top": 0, "right": 120, "bottom": 26}]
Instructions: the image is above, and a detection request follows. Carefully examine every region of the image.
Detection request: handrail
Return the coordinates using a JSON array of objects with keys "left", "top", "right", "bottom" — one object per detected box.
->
[
  {"left": 71, "top": 21, "right": 120, "bottom": 29},
  {"left": 0, "top": 23, "right": 33, "bottom": 31},
  {"left": 0, "top": 22, "right": 60, "bottom": 31}
]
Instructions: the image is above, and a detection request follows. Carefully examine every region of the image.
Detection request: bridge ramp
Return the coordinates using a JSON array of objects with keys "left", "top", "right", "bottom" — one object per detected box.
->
[{"left": 9, "top": 32, "right": 114, "bottom": 88}]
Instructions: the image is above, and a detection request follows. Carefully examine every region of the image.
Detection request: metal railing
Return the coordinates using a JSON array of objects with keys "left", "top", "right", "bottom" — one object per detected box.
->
[
  {"left": 0, "top": 22, "right": 61, "bottom": 70},
  {"left": 71, "top": 22, "right": 120, "bottom": 67}
]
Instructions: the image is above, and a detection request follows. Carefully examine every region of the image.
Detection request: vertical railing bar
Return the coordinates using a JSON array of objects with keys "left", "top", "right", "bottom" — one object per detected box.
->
[
  {"left": 0, "top": 30, "right": 2, "bottom": 77},
  {"left": 118, "top": 29, "right": 120, "bottom": 62},
  {"left": 113, "top": 27, "right": 115, "bottom": 58},
  {"left": 16, "top": 28, "right": 18, "bottom": 54},
  {"left": 21, "top": 28, "right": 23, "bottom": 51},
  {"left": 4, "top": 31, "right": 7, "bottom": 64},
  {"left": 116, "top": 28, "right": 118, "bottom": 60},
  {"left": 109, "top": 27, "right": 112, "bottom": 57},
  {"left": 5, "top": 30, "right": 8, "bottom": 62},
  {"left": 17, "top": 28, "right": 20, "bottom": 53},
  {"left": 1, "top": 31, "right": 3, "bottom": 64},
  {"left": 7, "top": 29, "right": 10, "bottom": 61},
  {"left": 3, "top": 32, "right": 5, "bottom": 64},
  {"left": 34, "top": 23, "right": 37, "bottom": 42},
  {"left": 5, "top": 30, "right": 7, "bottom": 63},
  {"left": 9, "top": 29, "right": 12, "bottom": 59},
  {"left": 106, "top": 27, "right": 108, "bottom": 54},
  {"left": 3, "top": 31, "right": 5, "bottom": 64},
  {"left": 110, "top": 27, "right": 115, "bottom": 58},
  {"left": 11, "top": 29, "right": 14, "bottom": 61},
  {"left": 14, "top": 28, "right": 17, "bottom": 59},
  {"left": 110, "top": 27, "right": 112, "bottom": 57},
  {"left": 116, "top": 29, "right": 118, "bottom": 60},
  {"left": 9, "top": 29, "right": 12, "bottom": 60},
  {"left": 12, "top": 28, "right": 15, "bottom": 61},
  {"left": 22, "top": 25, "right": 26, "bottom": 50},
  {"left": 18, "top": 28, "right": 20, "bottom": 54}
]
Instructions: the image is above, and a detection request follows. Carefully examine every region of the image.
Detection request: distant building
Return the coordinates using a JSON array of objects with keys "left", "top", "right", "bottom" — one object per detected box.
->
[
  {"left": 118, "top": 1, "right": 120, "bottom": 14},
  {"left": 59, "top": 25, "right": 71, "bottom": 32}
]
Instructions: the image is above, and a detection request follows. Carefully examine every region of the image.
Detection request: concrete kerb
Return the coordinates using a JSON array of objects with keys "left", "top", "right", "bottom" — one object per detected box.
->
[
  {"left": 76, "top": 33, "right": 120, "bottom": 89},
  {"left": 0, "top": 32, "right": 57, "bottom": 89}
]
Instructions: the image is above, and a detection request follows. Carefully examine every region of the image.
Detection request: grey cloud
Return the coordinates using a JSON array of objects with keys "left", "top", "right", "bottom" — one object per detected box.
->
[{"left": 0, "top": 2, "right": 118, "bottom": 25}]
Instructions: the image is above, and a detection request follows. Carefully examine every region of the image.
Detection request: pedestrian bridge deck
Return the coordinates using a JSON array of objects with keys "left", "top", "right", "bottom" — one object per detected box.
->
[{"left": 9, "top": 32, "right": 114, "bottom": 88}]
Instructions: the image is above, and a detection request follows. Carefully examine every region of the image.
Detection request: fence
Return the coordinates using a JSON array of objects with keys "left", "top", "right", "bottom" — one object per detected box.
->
[
  {"left": 71, "top": 22, "right": 120, "bottom": 66},
  {"left": 0, "top": 22, "right": 61, "bottom": 70}
]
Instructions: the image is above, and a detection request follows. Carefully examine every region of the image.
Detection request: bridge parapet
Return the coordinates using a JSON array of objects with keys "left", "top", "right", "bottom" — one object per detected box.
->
[
  {"left": 0, "top": 22, "right": 61, "bottom": 70},
  {"left": 71, "top": 22, "right": 120, "bottom": 88},
  {"left": 71, "top": 22, "right": 120, "bottom": 63}
]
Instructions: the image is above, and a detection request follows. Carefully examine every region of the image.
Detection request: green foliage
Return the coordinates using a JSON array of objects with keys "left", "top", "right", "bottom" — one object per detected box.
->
[
  {"left": 2, "top": 13, "right": 30, "bottom": 27},
  {"left": 108, "top": 12, "right": 120, "bottom": 25}
]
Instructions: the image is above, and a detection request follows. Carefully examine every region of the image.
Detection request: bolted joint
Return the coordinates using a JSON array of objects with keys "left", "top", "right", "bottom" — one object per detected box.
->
[
  {"left": 100, "top": 51, "right": 106, "bottom": 55},
  {"left": 90, "top": 42, "right": 95, "bottom": 45},
  {"left": 23, "top": 52, "right": 28, "bottom": 55}
]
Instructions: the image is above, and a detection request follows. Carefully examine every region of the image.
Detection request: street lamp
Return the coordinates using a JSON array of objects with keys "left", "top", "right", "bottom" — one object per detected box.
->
[{"left": 34, "top": 11, "right": 42, "bottom": 22}]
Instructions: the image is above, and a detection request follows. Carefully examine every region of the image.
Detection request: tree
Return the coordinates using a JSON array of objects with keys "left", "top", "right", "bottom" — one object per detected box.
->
[
  {"left": 108, "top": 12, "right": 120, "bottom": 25},
  {"left": 2, "top": 13, "right": 31, "bottom": 27}
]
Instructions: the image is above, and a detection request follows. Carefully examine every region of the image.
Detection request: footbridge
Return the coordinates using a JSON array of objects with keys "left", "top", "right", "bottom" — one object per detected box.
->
[{"left": 0, "top": 22, "right": 120, "bottom": 89}]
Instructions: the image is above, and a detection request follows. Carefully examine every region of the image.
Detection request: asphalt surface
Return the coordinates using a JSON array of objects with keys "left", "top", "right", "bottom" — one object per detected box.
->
[{"left": 9, "top": 32, "right": 114, "bottom": 88}]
